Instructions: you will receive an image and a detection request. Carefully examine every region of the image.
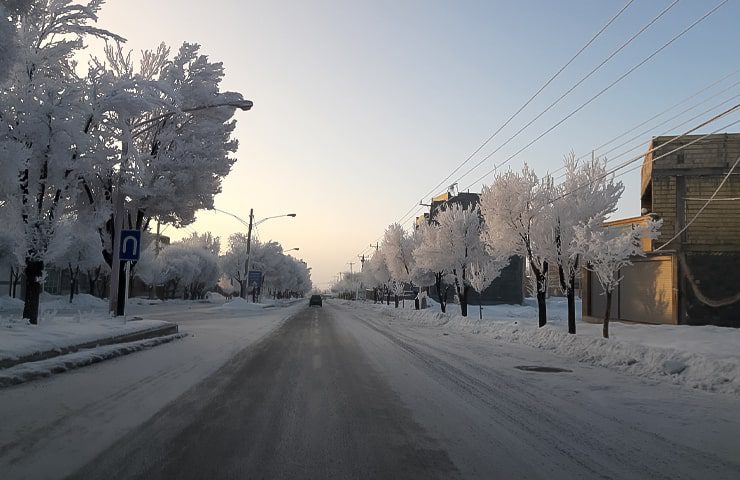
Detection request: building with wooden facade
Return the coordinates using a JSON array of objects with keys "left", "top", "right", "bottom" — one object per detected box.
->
[{"left": 583, "top": 133, "right": 740, "bottom": 327}]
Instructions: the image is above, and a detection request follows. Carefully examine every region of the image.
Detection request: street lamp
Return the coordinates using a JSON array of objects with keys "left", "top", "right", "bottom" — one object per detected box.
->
[
  {"left": 213, "top": 208, "right": 297, "bottom": 300},
  {"left": 109, "top": 99, "right": 253, "bottom": 317}
]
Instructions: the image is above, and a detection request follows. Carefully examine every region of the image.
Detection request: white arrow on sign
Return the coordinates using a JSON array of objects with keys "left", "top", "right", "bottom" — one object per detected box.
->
[{"left": 122, "top": 235, "right": 139, "bottom": 256}]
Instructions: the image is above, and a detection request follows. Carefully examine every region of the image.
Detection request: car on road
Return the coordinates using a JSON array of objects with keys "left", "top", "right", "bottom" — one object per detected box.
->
[{"left": 309, "top": 295, "right": 323, "bottom": 307}]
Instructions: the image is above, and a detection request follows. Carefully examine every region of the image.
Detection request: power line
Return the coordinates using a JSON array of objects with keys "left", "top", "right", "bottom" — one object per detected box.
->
[
  {"left": 573, "top": 68, "right": 740, "bottom": 163},
  {"left": 554, "top": 89, "right": 740, "bottom": 182},
  {"left": 410, "top": 0, "right": 637, "bottom": 207},
  {"left": 358, "top": 0, "right": 638, "bottom": 258},
  {"left": 654, "top": 153, "right": 740, "bottom": 251},
  {"left": 463, "top": 0, "right": 730, "bottom": 190},
  {"left": 352, "top": 0, "right": 730, "bottom": 266},
  {"left": 455, "top": 0, "right": 679, "bottom": 187},
  {"left": 544, "top": 69, "right": 740, "bottom": 178},
  {"left": 551, "top": 105, "right": 740, "bottom": 204},
  {"left": 610, "top": 117, "right": 740, "bottom": 181}
]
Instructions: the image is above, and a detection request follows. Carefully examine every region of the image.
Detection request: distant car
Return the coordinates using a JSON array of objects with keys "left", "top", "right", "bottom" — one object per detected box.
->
[{"left": 309, "top": 295, "right": 323, "bottom": 307}]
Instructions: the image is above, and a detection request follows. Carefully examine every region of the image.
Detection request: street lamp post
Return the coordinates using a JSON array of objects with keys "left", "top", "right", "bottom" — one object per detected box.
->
[
  {"left": 213, "top": 208, "right": 296, "bottom": 300},
  {"left": 109, "top": 99, "right": 253, "bottom": 317}
]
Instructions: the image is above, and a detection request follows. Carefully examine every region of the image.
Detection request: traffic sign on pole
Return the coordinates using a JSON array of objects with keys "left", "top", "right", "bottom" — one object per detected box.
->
[{"left": 120, "top": 230, "right": 142, "bottom": 261}]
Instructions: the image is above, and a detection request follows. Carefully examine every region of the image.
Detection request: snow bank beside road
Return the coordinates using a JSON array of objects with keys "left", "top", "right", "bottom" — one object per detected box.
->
[
  {"left": 0, "top": 333, "right": 186, "bottom": 387},
  {"left": 0, "top": 315, "right": 175, "bottom": 364},
  {"left": 361, "top": 300, "right": 740, "bottom": 395}
]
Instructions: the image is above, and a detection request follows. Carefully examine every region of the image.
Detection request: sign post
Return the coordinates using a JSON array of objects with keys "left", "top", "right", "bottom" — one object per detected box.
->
[{"left": 116, "top": 230, "right": 141, "bottom": 317}]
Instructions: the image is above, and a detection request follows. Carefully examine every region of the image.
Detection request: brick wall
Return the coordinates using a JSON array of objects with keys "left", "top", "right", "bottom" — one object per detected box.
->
[
  {"left": 647, "top": 133, "right": 740, "bottom": 252},
  {"left": 684, "top": 176, "right": 740, "bottom": 250}
]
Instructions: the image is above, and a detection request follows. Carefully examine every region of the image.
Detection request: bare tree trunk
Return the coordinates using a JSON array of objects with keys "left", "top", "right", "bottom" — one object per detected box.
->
[
  {"left": 459, "top": 285, "right": 469, "bottom": 317},
  {"left": 567, "top": 279, "right": 576, "bottom": 334},
  {"left": 603, "top": 290, "right": 612, "bottom": 339},
  {"left": 536, "top": 278, "right": 547, "bottom": 328},
  {"left": 22, "top": 259, "right": 44, "bottom": 325},
  {"left": 479, "top": 291, "right": 483, "bottom": 320},
  {"left": 394, "top": 295, "right": 399, "bottom": 308},
  {"left": 68, "top": 264, "right": 76, "bottom": 303}
]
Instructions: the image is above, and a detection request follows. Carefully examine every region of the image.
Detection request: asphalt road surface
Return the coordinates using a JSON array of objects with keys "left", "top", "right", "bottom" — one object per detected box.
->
[
  {"left": 71, "top": 304, "right": 460, "bottom": 480},
  {"left": 71, "top": 302, "right": 740, "bottom": 480}
]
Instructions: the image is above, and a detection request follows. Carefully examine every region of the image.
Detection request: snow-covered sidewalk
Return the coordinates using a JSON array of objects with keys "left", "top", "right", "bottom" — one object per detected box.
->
[
  {"left": 351, "top": 297, "right": 740, "bottom": 395},
  {"left": 0, "top": 294, "right": 176, "bottom": 368}
]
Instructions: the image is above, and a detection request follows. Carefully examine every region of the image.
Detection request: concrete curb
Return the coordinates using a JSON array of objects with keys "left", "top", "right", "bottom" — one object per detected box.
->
[{"left": 0, "top": 322, "right": 179, "bottom": 370}]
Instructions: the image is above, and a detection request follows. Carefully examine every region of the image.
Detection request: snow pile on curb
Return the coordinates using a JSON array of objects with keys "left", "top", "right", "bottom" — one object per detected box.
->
[
  {"left": 371, "top": 304, "right": 740, "bottom": 396},
  {"left": 0, "top": 333, "right": 187, "bottom": 387},
  {"left": 219, "top": 298, "right": 269, "bottom": 311}
]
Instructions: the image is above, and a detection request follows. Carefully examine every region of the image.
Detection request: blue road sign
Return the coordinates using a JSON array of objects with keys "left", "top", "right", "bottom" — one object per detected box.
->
[
  {"left": 248, "top": 270, "right": 263, "bottom": 288},
  {"left": 120, "top": 229, "right": 142, "bottom": 261}
]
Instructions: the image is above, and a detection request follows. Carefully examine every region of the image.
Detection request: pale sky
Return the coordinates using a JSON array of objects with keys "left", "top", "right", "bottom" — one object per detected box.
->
[{"left": 95, "top": 0, "right": 740, "bottom": 288}]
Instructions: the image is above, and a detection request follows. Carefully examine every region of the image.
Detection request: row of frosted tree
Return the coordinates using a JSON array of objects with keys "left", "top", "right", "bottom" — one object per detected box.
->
[
  {"left": 4, "top": 225, "right": 311, "bottom": 304},
  {"left": 135, "top": 232, "right": 311, "bottom": 301},
  {"left": 335, "top": 155, "right": 661, "bottom": 338},
  {"left": 0, "top": 1, "right": 255, "bottom": 323}
]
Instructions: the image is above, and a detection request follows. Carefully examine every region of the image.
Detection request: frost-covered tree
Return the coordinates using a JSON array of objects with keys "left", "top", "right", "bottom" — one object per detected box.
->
[
  {"left": 0, "top": 1, "right": 124, "bottom": 323},
  {"left": 572, "top": 217, "right": 661, "bottom": 338},
  {"left": 134, "top": 245, "right": 166, "bottom": 299},
  {"left": 469, "top": 255, "right": 510, "bottom": 320},
  {"left": 220, "top": 236, "right": 310, "bottom": 300},
  {"left": 158, "top": 240, "right": 220, "bottom": 299},
  {"left": 381, "top": 224, "right": 415, "bottom": 308},
  {"left": 413, "top": 221, "right": 452, "bottom": 313},
  {"left": 364, "top": 251, "right": 391, "bottom": 304},
  {"left": 0, "top": 204, "right": 22, "bottom": 297},
  {"left": 0, "top": 0, "right": 33, "bottom": 84},
  {"left": 480, "top": 164, "right": 555, "bottom": 327},
  {"left": 80, "top": 40, "right": 247, "bottom": 300},
  {"left": 433, "top": 204, "right": 488, "bottom": 317},
  {"left": 221, "top": 233, "right": 249, "bottom": 298},
  {"left": 47, "top": 214, "right": 108, "bottom": 302},
  {"left": 546, "top": 153, "right": 624, "bottom": 334},
  {"left": 332, "top": 271, "right": 362, "bottom": 300}
]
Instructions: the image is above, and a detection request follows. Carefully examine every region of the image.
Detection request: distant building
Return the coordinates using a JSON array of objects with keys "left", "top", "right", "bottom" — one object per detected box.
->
[
  {"left": 422, "top": 187, "right": 525, "bottom": 305},
  {"left": 583, "top": 133, "right": 740, "bottom": 327}
]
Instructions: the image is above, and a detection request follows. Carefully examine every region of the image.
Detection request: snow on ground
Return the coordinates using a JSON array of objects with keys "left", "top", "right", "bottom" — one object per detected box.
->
[
  {"left": 0, "top": 294, "right": 173, "bottom": 363},
  {"left": 329, "top": 301, "right": 740, "bottom": 479},
  {"left": 219, "top": 297, "right": 272, "bottom": 311},
  {"left": 0, "top": 300, "right": 302, "bottom": 480},
  {"left": 355, "top": 297, "right": 740, "bottom": 395},
  {"left": 0, "top": 333, "right": 186, "bottom": 387}
]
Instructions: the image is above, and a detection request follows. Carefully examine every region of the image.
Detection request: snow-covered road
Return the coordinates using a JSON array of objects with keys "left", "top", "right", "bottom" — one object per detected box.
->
[
  {"left": 2, "top": 299, "right": 739, "bottom": 479},
  {"left": 0, "top": 301, "right": 302, "bottom": 480},
  {"left": 332, "top": 301, "right": 740, "bottom": 479}
]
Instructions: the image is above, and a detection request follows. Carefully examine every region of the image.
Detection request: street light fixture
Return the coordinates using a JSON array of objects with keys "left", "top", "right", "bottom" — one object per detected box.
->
[{"left": 285, "top": 247, "right": 300, "bottom": 253}]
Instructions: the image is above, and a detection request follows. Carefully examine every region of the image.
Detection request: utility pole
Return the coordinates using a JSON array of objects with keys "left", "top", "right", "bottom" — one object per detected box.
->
[
  {"left": 347, "top": 262, "right": 355, "bottom": 274},
  {"left": 358, "top": 254, "right": 366, "bottom": 267},
  {"left": 370, "top": 242, "right": 379, "bottom": 251},
  {"left": 155, "top": 219, "right": 161, "bottom": 256},
  {"left": 244, "top": 208, "right": 254, "bottom": 300}
]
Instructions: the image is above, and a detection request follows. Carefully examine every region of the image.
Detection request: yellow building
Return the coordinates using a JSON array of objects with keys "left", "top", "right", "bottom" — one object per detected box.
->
[{"left": 583, "top": 133, "right": 740, "bottom": 326}]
